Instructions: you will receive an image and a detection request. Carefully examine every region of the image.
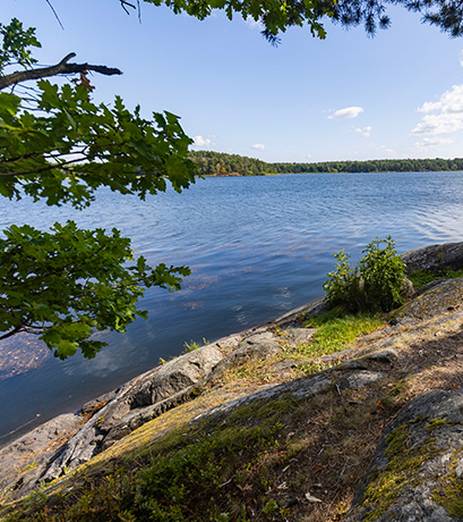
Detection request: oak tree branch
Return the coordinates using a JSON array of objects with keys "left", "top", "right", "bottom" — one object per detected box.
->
[{"left": 0, "top": 53, "right": 123, "bottom": 90}]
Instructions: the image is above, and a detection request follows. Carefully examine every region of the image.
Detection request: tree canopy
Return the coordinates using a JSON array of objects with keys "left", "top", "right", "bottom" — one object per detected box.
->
[
  {"left": 0, "top": 222, "right": 189, "bottom": 358},
  {"left": 136, "top": 0, "right": 463, "bottom": 41},
  {"left": 191, "top": 150, "right": 463, "bottom": 176},
  {"left": 0, "top": 17, "right": 194, "bottom": 358}
]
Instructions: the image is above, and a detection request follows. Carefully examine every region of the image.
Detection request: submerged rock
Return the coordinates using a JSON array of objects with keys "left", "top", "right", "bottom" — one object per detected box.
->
[{"left": 0, "top": 333, "right": 50, "bottom": 382}]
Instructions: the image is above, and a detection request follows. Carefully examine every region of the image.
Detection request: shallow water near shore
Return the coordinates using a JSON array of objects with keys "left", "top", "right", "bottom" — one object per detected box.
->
[{"left": 1, "top": 171, "right": 463, "bottom": 444}]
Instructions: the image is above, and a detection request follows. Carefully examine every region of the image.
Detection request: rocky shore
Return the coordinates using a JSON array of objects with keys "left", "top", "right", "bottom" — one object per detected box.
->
[{"left": 1, "top": 241, "right": 463, "bottom": 521}]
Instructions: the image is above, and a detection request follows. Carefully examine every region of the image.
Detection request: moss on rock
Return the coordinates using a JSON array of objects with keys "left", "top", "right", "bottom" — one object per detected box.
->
[
  {"left": 360, "top": 422, "right": 439, "bottom": 521},
  {"left": 432, "top": 450, "right": 463, "bottom": 518}
]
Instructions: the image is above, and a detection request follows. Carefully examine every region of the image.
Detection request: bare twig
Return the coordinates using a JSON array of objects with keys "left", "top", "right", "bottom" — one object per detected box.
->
[
  {"left": 0, "top": 53, "right": 122, "bottom": 90},
  {"left": 44, "top": 0, "right": 65, "bottom": 30},
  {"left": 119, "top": 0, "right": 142, "bottom": 22},
  {"left": 120, "top": 0, "right": 136, "bottom": 14}
]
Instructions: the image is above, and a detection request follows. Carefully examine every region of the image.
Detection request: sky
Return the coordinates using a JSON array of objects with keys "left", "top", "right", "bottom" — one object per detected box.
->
[{"left": 4, "top": 1, "right": 463, "bottom": 162}]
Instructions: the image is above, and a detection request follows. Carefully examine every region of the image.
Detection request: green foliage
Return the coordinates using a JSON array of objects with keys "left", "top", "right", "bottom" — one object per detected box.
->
[
  {"left": 144, "top": 0, "right": 336, "bottom": 40},
  {"left": 0, "top": 82, "right": 196, "bottom": 209},
  {"left": 272, "top": 157, "right": 463, "bottom": 174},
  {"left": 183, "top": 337, "right": 209, "bottom": 353},
  {"left": 0, "top": 18, "right": 40, "bottom": 71},
  {"left": 191, "top": 150, "right": 270, "bottom": 176},
  {"left": 142, "top": 0, "right": 463, "bottom": 41},
  {"left": 0, "top": 221, "right": 190, "bottom": 358},
  {"left": 358, "top": 237, "right": 406, "bottom": 311},
  {"left": 320, "top": 251, "right": 354, "bottom": 308},
  {"left": 183, "top": 340, "right": 201, "bottom": 353},
  {"left": 0, "top": 18, "right": 196, "bottom": 357},
  {"left": 323, "top": 237, "right": 406, "bottom": 313}
]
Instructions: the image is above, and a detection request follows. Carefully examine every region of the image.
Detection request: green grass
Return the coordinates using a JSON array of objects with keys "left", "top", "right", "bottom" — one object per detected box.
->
[
  {"left": 302, "top": 308, "right": 384, "bottom": 358},
  {"left": 183, "top": 340, "right": 201, "bottom": 353},
  {"left": 409, "top": 268, "right": 463, "bottom": 290},
  {"left": 183, "top": 338, "right": 209, "bottom": 353}
]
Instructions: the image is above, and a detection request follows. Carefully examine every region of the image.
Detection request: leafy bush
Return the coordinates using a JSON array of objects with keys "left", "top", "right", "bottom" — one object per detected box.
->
[{"left": 324, "top": 237, "right": 406, "bottom": 313}]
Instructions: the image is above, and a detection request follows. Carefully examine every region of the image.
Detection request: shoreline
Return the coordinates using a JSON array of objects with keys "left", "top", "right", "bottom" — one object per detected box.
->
[
  {"left": 0, "top": 296, "right": 326, "bottom": 450},
  {"left": 3, "top": 240, "right": 463, "bottom": 455},
  {"left": 203, "top": 169, "right": 463, "bottom": 177},
  {"left": 1, "top": 240, "right": 463, "bottom": 517}
]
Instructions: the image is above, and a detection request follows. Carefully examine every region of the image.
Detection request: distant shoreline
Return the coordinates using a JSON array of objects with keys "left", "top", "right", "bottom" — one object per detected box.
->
[
  {"left": 192, "top": 150, "right": 463, "bottom": 177},
  {"left": 203, "top": 169, "right": 463, "bottom": 177}
]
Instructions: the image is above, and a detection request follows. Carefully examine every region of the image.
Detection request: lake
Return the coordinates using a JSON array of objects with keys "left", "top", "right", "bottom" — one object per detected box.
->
[{"left": 1, "top": 171, "right": 463, "bottom": 443}]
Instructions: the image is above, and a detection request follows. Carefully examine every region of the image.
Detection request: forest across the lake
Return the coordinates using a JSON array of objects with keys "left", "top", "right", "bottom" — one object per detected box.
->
[{"left": 191, "top": 150, "right": 463, "bottom": 176}]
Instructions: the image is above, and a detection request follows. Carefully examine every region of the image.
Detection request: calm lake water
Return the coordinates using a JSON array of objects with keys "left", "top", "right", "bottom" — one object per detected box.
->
[{"left": 1, "top": 171, "right": 463, "bottom": 443}]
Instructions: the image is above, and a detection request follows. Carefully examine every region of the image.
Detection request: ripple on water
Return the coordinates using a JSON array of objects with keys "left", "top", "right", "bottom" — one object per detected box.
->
[{"left": 0, "top": 171, "right": 463, "bottom": 442}]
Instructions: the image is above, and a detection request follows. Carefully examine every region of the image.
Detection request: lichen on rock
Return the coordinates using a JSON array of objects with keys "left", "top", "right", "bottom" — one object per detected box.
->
[{"left": 348, "top": 390, "right": 463, "bottom": 521}]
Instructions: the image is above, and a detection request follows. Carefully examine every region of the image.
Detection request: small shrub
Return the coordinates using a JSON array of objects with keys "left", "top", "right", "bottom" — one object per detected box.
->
[
  {"left": 322, "top": 250, "right": 355, "bottom": 307},
  {"left": 324, "top": 237, "right": 406, "bottom": 313}
]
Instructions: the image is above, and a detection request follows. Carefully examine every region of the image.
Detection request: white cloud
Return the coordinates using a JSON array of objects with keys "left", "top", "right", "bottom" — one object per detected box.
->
[
  {"left": 251, "top": 143, "right": 265, "bottom": 150},
  {"left": 417, "top": 84, "right": 463, "bottom": 114},
  {"left": 355, "top": 126, "right": 372, "bottom": 138},
  {"left": 329, "top": 106, "right": 364, "bottom": 120},
  {"left": 413, "top": 113, "right": 463, "bottom": 135},
  {"left": 413, "top": 84, "right": 463, "bottom": 136},
  {"left": 416, "top": 137, "right": 454, "bottom": 148},
  {"left": 193, "top": 135, "right": 212, "bottom": 148}
]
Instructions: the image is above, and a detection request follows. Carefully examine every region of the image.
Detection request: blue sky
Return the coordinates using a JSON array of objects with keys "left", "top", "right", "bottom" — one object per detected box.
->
[{"left": 4, "top": 1, "right": 463, "bottom": 162}]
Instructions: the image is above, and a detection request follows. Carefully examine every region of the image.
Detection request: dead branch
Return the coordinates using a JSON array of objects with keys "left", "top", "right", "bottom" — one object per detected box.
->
[{"left": 0, "top": 53, "right": 122, "bottom": 90}]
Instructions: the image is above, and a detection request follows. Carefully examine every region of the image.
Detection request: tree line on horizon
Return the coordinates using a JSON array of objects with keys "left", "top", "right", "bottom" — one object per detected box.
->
[{"left": 191, "top": 150, "right": 463, "bottom": 176}]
